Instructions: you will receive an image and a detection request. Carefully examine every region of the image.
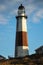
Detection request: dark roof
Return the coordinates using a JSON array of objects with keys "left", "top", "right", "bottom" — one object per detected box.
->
[
  {"left": 18, "top": 4, "right": 25, "bottom": 9},
  {"left": 35, "top": 46, "right": 43, "bottom": 51},
  {"left": 0, "top": 55, "right": 6, "bottom": 60}
]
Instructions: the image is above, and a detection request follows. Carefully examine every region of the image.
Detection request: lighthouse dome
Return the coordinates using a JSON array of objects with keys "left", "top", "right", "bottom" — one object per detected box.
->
[{"left": 18, "top": 4, "right": 25, "bottom": 10}]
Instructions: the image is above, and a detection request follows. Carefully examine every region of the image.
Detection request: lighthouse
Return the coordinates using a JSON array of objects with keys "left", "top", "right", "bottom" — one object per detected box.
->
[{"left": 15, "top": 4, "right": 29, "bottom": 57}]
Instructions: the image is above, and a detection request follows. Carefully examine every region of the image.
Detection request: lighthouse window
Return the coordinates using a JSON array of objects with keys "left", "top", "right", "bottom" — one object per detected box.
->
[{"left": 18, "top": 9, "right": 25, "bottom": 15}]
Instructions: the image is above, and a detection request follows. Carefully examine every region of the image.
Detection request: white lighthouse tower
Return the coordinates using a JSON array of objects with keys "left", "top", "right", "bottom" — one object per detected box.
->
[{"left": 15, "top": 4, "right": 29, "bottom": 57}]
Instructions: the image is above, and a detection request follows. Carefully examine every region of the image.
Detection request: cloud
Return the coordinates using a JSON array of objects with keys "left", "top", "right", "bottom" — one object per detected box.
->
[
  {"left": 10, "top": 9, "right": 17, "bottom": 16},
  {"left": 25, "top": 4, "right": 36, "bottom": 15},
  {"left": 0, "top": 4, "right": 6, "bottom": 11},
  {"left": 0, "top": 0, "right": 43, "bottom": 24},
  {"left": 31, "top": 9, "right": 43, "bottom": 23},
  {"left": 32, "top": 16, "right": 40, "bottom": 23},
  {"left": 0, "top": 15, "right": 8, "bottom": 24},
  {"left": 25, "top": 0, "right": 43, "bottom": 23},
  {"left": 36, "top": 9, "right": 43, "bottom": 18}
]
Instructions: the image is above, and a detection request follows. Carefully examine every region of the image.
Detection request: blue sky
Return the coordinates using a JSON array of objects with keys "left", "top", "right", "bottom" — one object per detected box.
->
[{"left": 0, "top": 0, "right": 43, "bottom": 58}]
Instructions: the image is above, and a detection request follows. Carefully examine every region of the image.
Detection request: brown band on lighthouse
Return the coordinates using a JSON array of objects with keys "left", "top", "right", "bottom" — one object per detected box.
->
[{"left": 15, "top": 31, "right": 28, "bottom": 46}]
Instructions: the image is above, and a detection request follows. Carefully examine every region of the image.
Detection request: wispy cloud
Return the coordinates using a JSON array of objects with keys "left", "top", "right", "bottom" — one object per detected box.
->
[
  {"left": 0, "top": 0, "right": 43, "bottom": 24},
  {"left": 30, "top": 9, "right": 43, "bottom": 23},
  {"left": 0, "top": 15, "right": 8, "bottom": 24},
  {"left": 36, "top": 9, "right": 43, "bottom": 18},
  {"left": 10, "top": 9, "right": 17, "bottom": 16},
  {"left": 0, "top": 4, "right": 6, "bottom": 11},
  {"left": 25, "top": 0, "right": 43, "bottom": 23}
]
